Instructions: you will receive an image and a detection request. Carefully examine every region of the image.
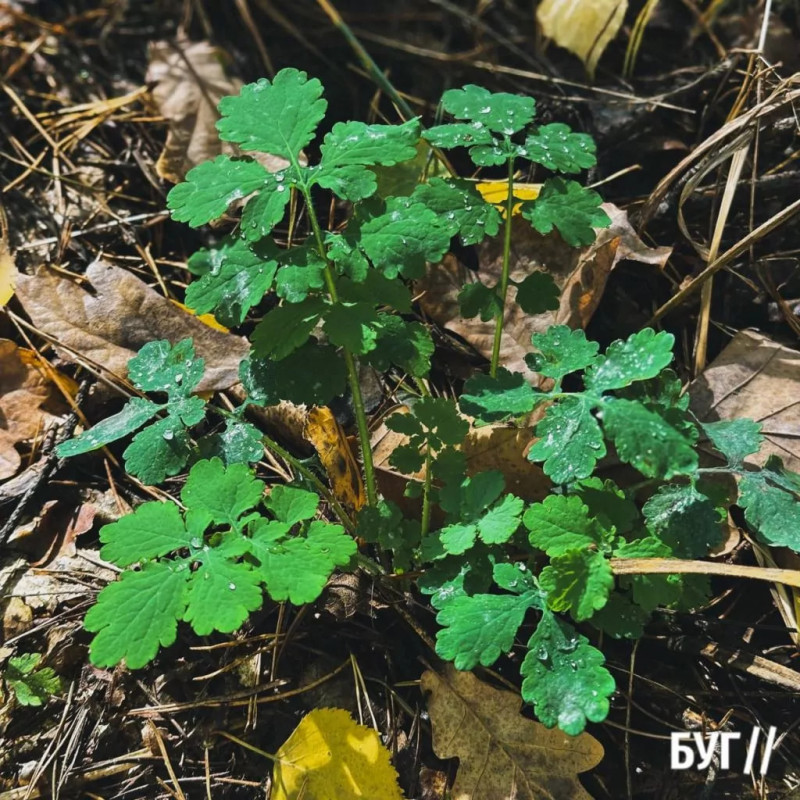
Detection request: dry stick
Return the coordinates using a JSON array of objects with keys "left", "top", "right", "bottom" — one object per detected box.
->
[
  {"left": 647, "top": 195, "right": 800, "bottom": 325},
  {"left": 610, "top": 557, "right": 800, "bottom": 591}
]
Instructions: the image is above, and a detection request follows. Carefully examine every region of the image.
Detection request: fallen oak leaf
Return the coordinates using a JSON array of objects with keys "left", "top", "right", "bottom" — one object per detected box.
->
[
  {"left": 14, "top": 262, "right": 248, "bottom": 393},
  {"left": 422, "top": 665, "right": 603, "bottom": 800}
]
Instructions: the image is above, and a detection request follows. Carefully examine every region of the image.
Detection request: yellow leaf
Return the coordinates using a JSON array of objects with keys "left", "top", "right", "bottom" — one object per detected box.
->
[
  {"left": 475, "top": 180, "right": 541, "bottom": 217},
  {"left": 304, "top": 406, "right": 366, "bottom": 510},
  {"left": 0, "top": 238, "right": 19, "bottom": 307},
  {"left": 170, "top": 300, "right": 230, "bottom": 333},
  {"left": 422, "top": 665, "right": 604, "bottom": 799},
  {"left": 537, "top": 0, "right": 628, "bottom": 78},
  {"left": 272, "top": 708, "right": 405, "bottom": 800}
]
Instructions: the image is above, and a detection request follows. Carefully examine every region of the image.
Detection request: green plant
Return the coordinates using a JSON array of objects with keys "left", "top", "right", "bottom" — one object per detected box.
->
[
  {"left": 4, "top": 653, "right": 61, "bottom": 707},
  {"left": 55, "top": 69, "right": 800, "bottom": 736}
]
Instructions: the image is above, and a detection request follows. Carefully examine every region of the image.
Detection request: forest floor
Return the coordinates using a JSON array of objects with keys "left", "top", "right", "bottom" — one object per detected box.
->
[{"left": 2, "top": 1, "right": 800, "bottom": 798}]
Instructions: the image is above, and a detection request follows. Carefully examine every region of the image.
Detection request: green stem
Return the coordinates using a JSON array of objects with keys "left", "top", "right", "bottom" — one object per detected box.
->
[
  {"left": 420, "top": 442, "right": 433, "bottom": 539},
  {"left": 489, "top": 155, "right": 516, "bottom": 378},
  {"left": 260, "top": 432, "right": 355, "bottom": 534},
  {"left": 300, "top": 184, "right": 379, "bottom": 507}
]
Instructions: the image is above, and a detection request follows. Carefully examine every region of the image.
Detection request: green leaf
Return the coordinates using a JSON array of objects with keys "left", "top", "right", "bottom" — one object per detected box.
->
[
  {"left": 181, "top": 458, "right": 264, "bottom": 533},
  {"left": 461, "top": 470, "right": 506, "bottom": 518},
  {"left": 361, "top": 315, "right": 434, "bottom": 377},
  {"left": 603, "top": 398, "right": 698, "bottom": 479},
  {"left": 540, "top": 548, "right": 613, "bottom": 621},
  {"left": 198, "top": 420, "right": 264, "bottom": 466},
  {"left": 85, "top": 562, "right": 188, "bottom": 669},
  {"left": 167, "top": 156, "right": 268, "bottom": 227},
  {"left": 585, "top": 329, "right": 675, "bottom": 393},
  {"left": 240, "top": 175, "right": 293, "bottom": 241},
  {"left": 523, "top": 123, "right": 597, "bottom": 173},
  {"left": 248, "top": 519, "right": 355, "bottom": 604},
  {"left": 438, "top": 521, "right": 479, "bottom": 555},
  {"left": 265, "top": 485, "right": 319, "bottom": 525},
  {"left": 643, "top": 484, "right": 723, "bottom": 558},
  {"left": 422, "top": 122, "right": 494, "bottom": 150},
  {"left": 98, "top": 501, "right": 189, "bottom": 567},
  {"left": 56, "top": 397, "right": 161, "bottom": 457},
  {"left": 527, "top": 325, "right": 599, "bottom": 381},
  {"left": 275, "top": 247, "right": 326, "bottom": 303},
  {"left": 359, "top": 197, "right": 451, "bottom": 279},
  {"left": 701, "top": 418, "right": 763, "bottom": 466},
  {"left": 521, "top": 611, "right": 615, "bottom": 734},
  {"left": 572, "top": 477, "right": 638, "bottom": 535},
  {"left": 590, "top": 592, "right": 650, "bottom": 639},
  {"left": 217, "top": 69, "right": 327, "bottom": 160},
  {"left": 123, "top": 418, "right": 192, "bottom": 485},
  {"left": 441, "top": 85, "right": 536, "bottom": 135},
  {"left": 415, "top": 396, "right": 470, "bottom": 445},
  {"left": 413, "top": 178, "right": 501, "bottom": 245},
  {"left": 522, "top": 178, "right": 609, "bottom": 247},
  {"left": 528, "top": 396, "right": 605, "bottom": 484},
  {"left": 320, "top": 119, "right": 420, "bottom": 168},
  {"left": 336, "top": 271, "right": 412, "bottom": 313},
  {"left": 128, "top": 338, "right": 204, "bottom": 396},
  {"left": 435, "top": 590, "right": 540, "bottom": 670},
  {"left": 524, "top": 495, "right": 607, "bottom": 555},
  {"left": 317, "top": 119, "right": 420, "bottom": 200},
  {"left": 513, "top": 272, "right": 560, "bottom": 316},
  {"left": 251, "top": 298, "right": 327, "bottom": 360},
  {"left": 241, "top": 344, "right": 347, "bottom": 406},
  {"left": 492, "top": 561, "right": 537, "bottom": 594},
  {"left": 326, "top": 232, "right": 369, "bottom": 281},
  {"left": 459, "top": 369, "right": 538, "bottom": 422},
  {"left": 324, "top": 302, "right": 380, "bottom": 354},
  {"left": 476, "top": 493, "right": 525, "bottom": 544},
  {"left": 739, "top": 472, "right": 800, "bottom": 549},
  {"left": 316, "top": 164, "right": 377, "bottom": 202},
  {"left": 469, "top": 142, "right": 512, "bottom": 167},
  {"left": 389, "top": 442, "right": 425, "bottom": 474},
  {"left": 6, "top": 655, "right": 61, "bottom": 706},
  {"left": 355, "top": 501, "right": 420, "bottom": 571},
  {"left": 185, "top": 238, "right": 279, "bottom": 327},
  {"left": 184, "top": 542, "right": 263, "bottom": 635},
  {"left": 458, "top": 281, "right": 502, "bottom": 321}
]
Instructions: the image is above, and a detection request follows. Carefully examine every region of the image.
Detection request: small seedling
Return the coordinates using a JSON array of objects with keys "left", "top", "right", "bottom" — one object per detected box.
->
[
  {"left": 57, "top": 69, "right": 800, "bottom": 736},
  {"left": 4, "top": 653, "right": 61, "bottom": 707}
]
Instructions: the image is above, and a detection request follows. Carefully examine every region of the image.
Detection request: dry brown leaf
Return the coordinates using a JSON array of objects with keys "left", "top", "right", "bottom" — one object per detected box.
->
[
  {"left": 690, "top": 329, "right": 800, "bottom": 472},
  {"left": 305, "top": 406, "right": 365, "bottom": 510},
  {"left": 14, "top": 262, "right": 248, "bottom": 393},
  {"left": 422, "top": 665, "right": 603, "bottom": 800},
  {"left": 463, "top": 424, "right": 550, "bottom": 502},
  {"left": 0, "top": 339, "right": 62, "bottom": 480},
  {"left": 537, "top": 0, "right": 628, "bottom": 77},
  {"left": 416, "top": 206, "right": 671, "bottom": 381},
  {"left": 147, "top": 38, "right": 291, "bottom": 183}
]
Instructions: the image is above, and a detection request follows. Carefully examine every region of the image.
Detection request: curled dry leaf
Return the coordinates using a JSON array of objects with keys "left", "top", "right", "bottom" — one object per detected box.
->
[
  {"left": 148, "top": 38, "right": 293, "bottom": 183},
  {"left": 14, "top": 262, "right": 248, "bottom": 393},
  {"left": 537, "top": 0, "right": 628, "bottom": 77},
  {"left": 0, "top": 339, "right": 63, "bottom": 480},
  {"left": 422, "top": 665, "right": 603, "bottom": 800},
  {"left": 304, "top": 406, "right": 365, "bottom": 510},
  {"left": 416, "top": 206, "right": 671, "bottom": 381},
  {"left": 690, "top": 329, "right": 800, "bottom": 472}
]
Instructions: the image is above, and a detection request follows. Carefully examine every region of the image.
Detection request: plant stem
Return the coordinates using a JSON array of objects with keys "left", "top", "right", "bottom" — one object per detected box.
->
[
  {"left": 300, "top": 185, "right": 379, "bottom": 507},
  {"left": 260, "top": 432, "right": 355, "bottom": 534},
  {"left": 489, "top": 155, "right": 516, "bottom": 378},
  {"left": 420, "top": 442, "right": 433, "bottom": 538}
]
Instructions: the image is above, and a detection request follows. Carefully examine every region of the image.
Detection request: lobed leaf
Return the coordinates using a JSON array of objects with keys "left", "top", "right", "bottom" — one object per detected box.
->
[
  {"left": 441, "top": 84, "right": 536, "bottom": 135},
  {"left": 217, "top": 69, "right": 327, "bottom": 160},
  {"left": 585, "top": 328, "right": 675, "bottom": 393},
  {"left": 527, "top": 325, "right": 599, "bottom": 381},
  {"left": 523, "top": 123, "right": 597, "bottom": 173}
]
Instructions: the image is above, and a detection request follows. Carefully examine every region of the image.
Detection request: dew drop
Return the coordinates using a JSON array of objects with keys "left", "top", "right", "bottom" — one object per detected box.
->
[
  {"left": 190, "top": 537, "right": 202, "bottom": 549},
  {"left": 163, "top": 429, "right": 174, "bottom": 441},
  {"left": 229, "top": 582, "right": 236, "bottom": 591}
]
